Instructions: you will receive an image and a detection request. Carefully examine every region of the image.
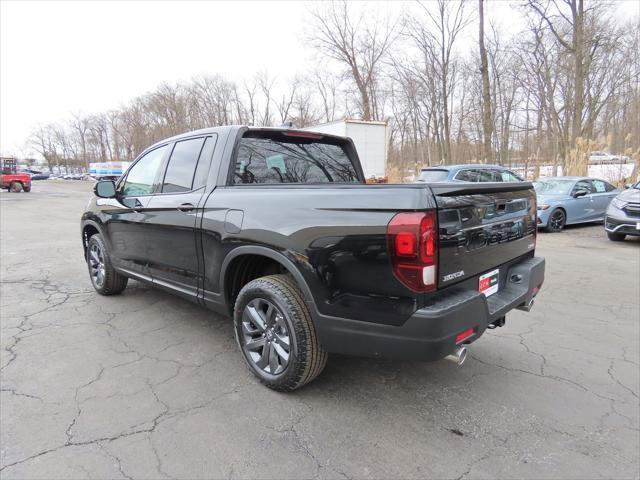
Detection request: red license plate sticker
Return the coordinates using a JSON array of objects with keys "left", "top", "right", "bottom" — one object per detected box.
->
[{"left": 479, "top": 269, "right": 499, "bottom": 297}]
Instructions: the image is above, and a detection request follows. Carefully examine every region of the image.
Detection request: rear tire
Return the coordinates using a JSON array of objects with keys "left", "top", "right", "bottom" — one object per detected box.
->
[
  {"left": 607, "top": 231, "right": 626, "bottom": 242},
  {"left": 86, "top": 234, "right": 128, "bottom": 295},
  {"left": 9, "top": 182, "right": 23, "bottom": 193},
  {"left": 233, "top": 274, "right": 327, "bottom": 391},
  {"left": 544, "top": 208, "right": 566, "bottom": 233}
]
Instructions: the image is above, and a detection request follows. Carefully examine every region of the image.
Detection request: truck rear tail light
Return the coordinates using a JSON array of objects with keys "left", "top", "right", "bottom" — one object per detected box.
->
[
  {"left": 395, "top": 232, "right": 416, "bottom": 257},
  {"left": 455, "top": 327, "right": 475, "bottom": 344},
  {"left": 387, "top": 211, "right": 438, "bottom": 292}
]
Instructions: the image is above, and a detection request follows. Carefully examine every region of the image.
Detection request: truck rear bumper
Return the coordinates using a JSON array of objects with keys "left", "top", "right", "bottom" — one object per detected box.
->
[{"left": 314, "top": 256, "right": 545, "bottom": 361}]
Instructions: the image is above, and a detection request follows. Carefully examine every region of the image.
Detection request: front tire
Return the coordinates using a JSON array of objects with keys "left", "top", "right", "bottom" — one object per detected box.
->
[
  {"left": 9, "top": 182, "right": 23, "bottom": 193},
  {"left": 86, "top": 234, "right": 128, "bottom": 295},
  {"left": 545, "top": 208, "right": 566, "bottom": 232},
  {"left": 233, "top": 275, "right": 327, "bottom": 391},
  {"left": 607, "top": 231, "right": 626, "bottom": 242}
]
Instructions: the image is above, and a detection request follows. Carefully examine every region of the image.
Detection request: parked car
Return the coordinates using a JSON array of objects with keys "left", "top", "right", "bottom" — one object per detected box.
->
[
  {"left": 81, "top": 126, "right": 545, "bottom": 391},
  {"left": 30, "top": 173, "right": 50, "bottom": 180},
  {"left": 604, "top": 181, "right": 640, "bottom": 241},
  {"left": 534, "top": 176, "right": 620, "bottom": 232},
  {"left": 0, "top": 158, "right": 31, "bottom": 192},
  {"left": 589, "top": 151, "right": 630, "bottom": 163},
  {"left": 415, "top": 164, "right": 524, "bottom": 183}
]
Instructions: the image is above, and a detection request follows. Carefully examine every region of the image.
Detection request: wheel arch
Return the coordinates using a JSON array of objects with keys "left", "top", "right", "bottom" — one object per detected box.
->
[
  {"left": 81, "top": 220, "right": 104, "bottom": 258},
  {"left": 552, "top": 206, "right": 568, "bottom": 223},
  {"left": 220, "top": 246, "right": 317, "bottom": 316}
]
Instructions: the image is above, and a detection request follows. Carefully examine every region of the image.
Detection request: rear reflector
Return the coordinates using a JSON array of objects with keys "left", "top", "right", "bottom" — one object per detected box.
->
[{"left": 455, "top": 328, "right": 475, "bottom": 344}]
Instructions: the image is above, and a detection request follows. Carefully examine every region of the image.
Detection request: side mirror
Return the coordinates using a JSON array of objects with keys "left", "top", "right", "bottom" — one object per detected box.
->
[
  {"left": 94, "top": 180, "right": 116, "bottom": 198},
  {"left": 573, "top": 189, "right": 588, "bottom": 198}
]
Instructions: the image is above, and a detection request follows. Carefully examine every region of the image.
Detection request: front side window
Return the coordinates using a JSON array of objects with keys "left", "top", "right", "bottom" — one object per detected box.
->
[
  {"left": 573, "top": 180, "right": 594, "bottom": 195},
  {"left": 232, "top": 133, "right": 358, "bottom": 184},
  {"left": 162, "top": 137, "right": 206, "bottom": 193},
  {"left": 121, "top": 145, "right": 168, "bottom": 196}
]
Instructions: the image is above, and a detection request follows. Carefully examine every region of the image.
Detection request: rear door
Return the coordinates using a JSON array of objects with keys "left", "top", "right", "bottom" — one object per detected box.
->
[
  {"left": 431, "top": 183, "right": 537, "bottom": 288},
  {"left": 145, "top": 135, "right": 217, "bottom": 299},
  {"left": 591, "top": 179, "right": 618, "bottom": 218}
]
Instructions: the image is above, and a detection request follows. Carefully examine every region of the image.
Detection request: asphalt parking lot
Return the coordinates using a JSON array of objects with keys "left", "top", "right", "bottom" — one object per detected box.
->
[{"left": 1, "top": 180, "right": 639, "bottom": 479}]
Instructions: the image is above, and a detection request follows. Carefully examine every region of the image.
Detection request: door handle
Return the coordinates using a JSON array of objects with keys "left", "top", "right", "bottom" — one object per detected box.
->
[{"left": 177, "top": 203, "right": 195, "bottom": 212}]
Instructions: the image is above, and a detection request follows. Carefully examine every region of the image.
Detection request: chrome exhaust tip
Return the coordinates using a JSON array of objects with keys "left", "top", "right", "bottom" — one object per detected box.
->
[
  {"left": 445, "top": 346, "right": 467, "bottom": 366},
  {"left": 517, "top": 298, "right": 535, "bottom": 312}
]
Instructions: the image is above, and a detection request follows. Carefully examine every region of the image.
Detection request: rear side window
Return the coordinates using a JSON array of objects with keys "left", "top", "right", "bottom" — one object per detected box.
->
[
  {"left": 455, "top": 169, "right": 478, "bottom": 182},
  {"left": 592, "top": 179, "right": 615, "bottom": 192},
  {"left": 193, "top": 136, "right": 216, "bottom": 190},
  {"left": 417, "top": 169, "right": 449, "bottom": 182},
  {"left": 477, "top": 169, "right": 502, "bottom": 182},
  {"left": 233, "top": 134, "right": 359, "bottom": 184},
  {"left": 162, "top": 138, "right": 206, "bottom": 193}
]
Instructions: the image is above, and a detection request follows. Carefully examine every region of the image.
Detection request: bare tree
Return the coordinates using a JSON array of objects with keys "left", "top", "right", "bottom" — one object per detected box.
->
[
  {"left": 308, "top": 1, "right": 397, "bottom": 121},
  {"left": 406, "top": 0, "right": 470, "bottom": 163}
]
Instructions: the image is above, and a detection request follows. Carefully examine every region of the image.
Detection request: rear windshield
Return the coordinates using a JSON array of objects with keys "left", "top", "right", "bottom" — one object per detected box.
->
[
  {"left": 417, "top": 169, "right": 449, "bottom": 182},
  {"left": 232, "top": 132, "right": 359, "bottom": 185}
]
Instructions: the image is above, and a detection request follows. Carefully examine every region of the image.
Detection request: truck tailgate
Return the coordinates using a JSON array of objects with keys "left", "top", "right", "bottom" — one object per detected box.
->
[{"left": 430, "top": 182, "right": 537, "bottom": 288}]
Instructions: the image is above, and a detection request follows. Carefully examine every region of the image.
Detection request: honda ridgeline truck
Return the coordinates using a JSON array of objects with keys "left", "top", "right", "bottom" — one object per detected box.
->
[{"left": 81, "top": 126, "right": 545, "bottom": 391}]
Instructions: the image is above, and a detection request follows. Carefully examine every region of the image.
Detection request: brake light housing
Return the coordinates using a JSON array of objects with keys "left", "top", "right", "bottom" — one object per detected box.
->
[{"left": 387, "top": 211, "right": 438, "bottom": 292}]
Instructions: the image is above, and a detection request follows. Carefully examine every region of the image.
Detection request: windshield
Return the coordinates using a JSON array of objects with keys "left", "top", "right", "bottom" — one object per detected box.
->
[
  {"left": 534, "top": 179, "right": 574, "bottom": 195},
  {"left": 417, "top": 169, "right": 449, "bottom": 182}
]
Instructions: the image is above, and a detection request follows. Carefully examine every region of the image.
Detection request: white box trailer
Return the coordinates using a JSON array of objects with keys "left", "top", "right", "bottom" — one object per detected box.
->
[{"left": 303, "top": 120, "right": 388, "bottom": 179}]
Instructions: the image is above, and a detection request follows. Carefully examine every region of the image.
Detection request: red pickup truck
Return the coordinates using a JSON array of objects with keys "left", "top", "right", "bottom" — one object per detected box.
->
[{"left": 0, "top": 158, "right": 31, "bottom": 192}]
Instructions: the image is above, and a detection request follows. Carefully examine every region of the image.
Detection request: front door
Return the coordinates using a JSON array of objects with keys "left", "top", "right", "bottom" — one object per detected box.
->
[
  {"left": 145, "top": 136, "right": 217, "bottom": 300},
  {"left": 106, "top": 144, "right": 170, "bottom": 278},
  {"left": 568, "top": 179, "right": 597, "bottom": 223}
]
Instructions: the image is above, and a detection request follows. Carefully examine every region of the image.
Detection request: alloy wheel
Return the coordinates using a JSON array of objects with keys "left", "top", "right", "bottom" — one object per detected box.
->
[
  {"left": 241, "top": 298, "right": 291, "bottom": 375},
  {"left": 550, "top": 210, "right": 565, "bottom": 231},
  {"left": 88, "top": 243, "right": 106, "bottom": 288}
]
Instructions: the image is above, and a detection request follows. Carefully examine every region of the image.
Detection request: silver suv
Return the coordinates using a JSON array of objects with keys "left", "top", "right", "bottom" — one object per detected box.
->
[{"left": 604, "top": 181, "right": 640, "bottom": 241}]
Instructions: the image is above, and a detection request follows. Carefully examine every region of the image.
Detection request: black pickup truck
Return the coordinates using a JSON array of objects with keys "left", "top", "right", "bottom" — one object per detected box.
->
[{"left": 81, "top": 126, "right": 545, "bottom": 391}]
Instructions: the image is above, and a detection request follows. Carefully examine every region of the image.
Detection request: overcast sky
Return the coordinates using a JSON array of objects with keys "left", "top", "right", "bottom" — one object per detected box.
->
[{"left": 1, "top": 0, "right": 638, "bottom": 158}]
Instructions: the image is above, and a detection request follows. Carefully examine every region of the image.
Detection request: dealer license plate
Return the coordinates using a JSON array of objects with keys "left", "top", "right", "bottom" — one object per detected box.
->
[{"left": 479, "top": 269, "right": 499, "bottom": 297}]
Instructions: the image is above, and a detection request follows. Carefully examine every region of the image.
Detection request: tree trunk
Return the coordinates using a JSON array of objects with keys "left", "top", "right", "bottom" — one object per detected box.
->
[
  {"left": 479, "top": 0, "right": 493, "bottom": 164},
  {"left": 571, "top": 0, "right": 585, "bottom": 146}
]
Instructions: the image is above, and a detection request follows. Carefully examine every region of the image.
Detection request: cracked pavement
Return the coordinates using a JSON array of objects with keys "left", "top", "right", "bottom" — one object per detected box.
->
[{"left": 1, "top": 181, "right": 639, "bottom": 479}]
